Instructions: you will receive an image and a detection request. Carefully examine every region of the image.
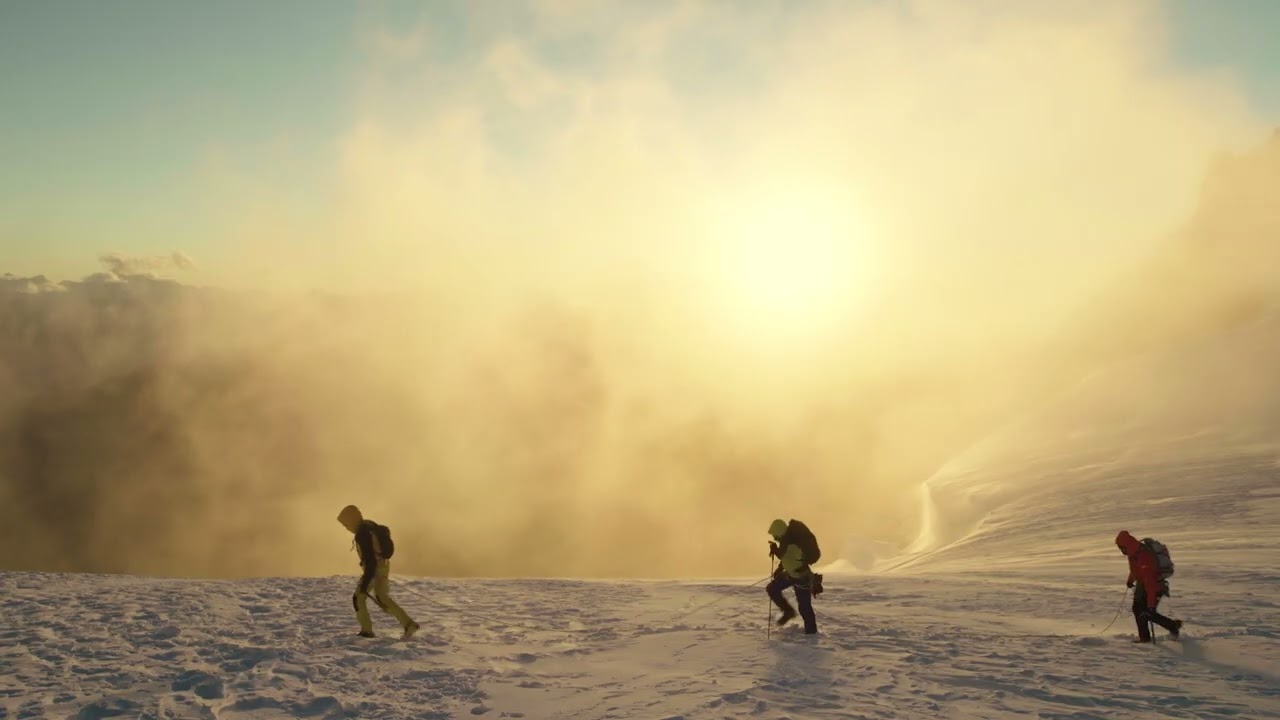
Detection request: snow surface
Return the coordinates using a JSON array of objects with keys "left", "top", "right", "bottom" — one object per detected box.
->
[
  {"left": 2, "top": 568, "right": 1277, "bottom": 719},
  {"left": 4, "top": 321, "right": 1280, "bottom": 718}
]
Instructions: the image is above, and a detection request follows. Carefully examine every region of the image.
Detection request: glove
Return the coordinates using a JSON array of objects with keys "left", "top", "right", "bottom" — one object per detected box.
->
[
  {"left": 768, "top": 541, "right": 779, "bottom": 558},
  {"left": 352, "top": 592, "right": 361, "bottom": 611},
  {"left": 1126, "top": 579, "right": 1134, "bottom": 588}
]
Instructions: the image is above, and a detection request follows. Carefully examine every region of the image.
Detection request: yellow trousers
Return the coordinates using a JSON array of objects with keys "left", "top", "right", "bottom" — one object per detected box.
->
[{"left": 355, "top": 560, "right": 414, "bottom": 633}]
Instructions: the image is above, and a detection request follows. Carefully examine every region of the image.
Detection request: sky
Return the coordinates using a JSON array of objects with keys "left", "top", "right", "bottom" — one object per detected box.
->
[{"left": 0, "top": 0, "right": 1277, "bottom": 289}]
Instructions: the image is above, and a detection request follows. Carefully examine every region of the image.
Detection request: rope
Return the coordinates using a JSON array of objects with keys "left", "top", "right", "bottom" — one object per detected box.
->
[
  {"left": 389, "top": 575, "right": 772, "bottom": 636},
  {"left": 1090, "top": 586, "right": 1132, "bottom": 636},
  {"left": 676, "top": 575, "right": 772, "bottom": 622},
  {"left": 388, "top": 575, "right": 1134, "bottom": 643},
  {"left": 390, "top": 579, "right": 580, "bottom": 634}
]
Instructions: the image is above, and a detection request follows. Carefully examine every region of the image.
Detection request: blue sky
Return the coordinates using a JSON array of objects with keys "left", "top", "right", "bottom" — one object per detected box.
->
[
  {"left": 0, "top": 0, "right": 360, "bottom": 277},
  {"left": 0, "top": 0, "right": 1277, "bottom": 286},
  {"left": 1166, "top": 0, "right": 1280, "bottom": 114}
]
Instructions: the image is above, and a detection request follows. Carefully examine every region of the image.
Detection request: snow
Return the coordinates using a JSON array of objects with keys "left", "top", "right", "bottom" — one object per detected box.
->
[
  {"left": 891, "top": 307, "right": 1280, "bottom": 580},
  {"left": 4, "top": 321, "right": 1279, "bottom": 719},
  {"left": 2, "top": 560, "right": 1277, "bottom": 719}
]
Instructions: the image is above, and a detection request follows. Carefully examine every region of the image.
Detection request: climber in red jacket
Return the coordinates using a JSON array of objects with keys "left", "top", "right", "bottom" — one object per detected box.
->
[{"left": 1116, "top": 530, "right": 1182, "bottom": 643}]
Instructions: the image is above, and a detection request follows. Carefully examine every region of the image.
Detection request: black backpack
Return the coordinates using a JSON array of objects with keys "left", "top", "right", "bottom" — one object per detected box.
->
[
  {"left": 788, "top": 520, "right": 821, "bottom": 565},
  {"left": 369, "top": 522, "right": 395, "bottom": 559}
]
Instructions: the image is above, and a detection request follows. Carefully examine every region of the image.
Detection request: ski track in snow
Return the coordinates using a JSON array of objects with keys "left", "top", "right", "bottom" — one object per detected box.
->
[{"left": 1, "top": 568, "right": 1277, "bottom": 720}]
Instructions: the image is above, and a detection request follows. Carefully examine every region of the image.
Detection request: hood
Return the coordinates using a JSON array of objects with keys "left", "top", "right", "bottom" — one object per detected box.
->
[
  {"left": 1115, "top": 530, "right": 1142, "bottom": 555},
  {"left": 338, "top": 505, "right": 364, "bottom": 532},
  {"left": 768, "top": 519, "right": 788, "bottom": 539}
]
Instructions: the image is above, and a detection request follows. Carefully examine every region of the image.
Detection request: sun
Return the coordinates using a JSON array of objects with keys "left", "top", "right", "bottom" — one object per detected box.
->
[{"left": 701, "top": 184, "right": 873, "bottom": 349}]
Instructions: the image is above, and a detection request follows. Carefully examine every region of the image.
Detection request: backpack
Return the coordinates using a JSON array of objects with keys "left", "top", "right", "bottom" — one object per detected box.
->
[
  {"left": 1141, "top": 537, "right": 1173, "bottom": 581},
  {"left": 370, "top": 522, "right": 395, "bottom": 560},
  {"left": 788, "top": 520, "right": 821, "bottom": 565}
]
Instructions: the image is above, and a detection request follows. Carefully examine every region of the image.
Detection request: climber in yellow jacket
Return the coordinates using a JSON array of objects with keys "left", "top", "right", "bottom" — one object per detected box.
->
[{"left": 338, "top": 505, "right": 419, "bottom": 639}]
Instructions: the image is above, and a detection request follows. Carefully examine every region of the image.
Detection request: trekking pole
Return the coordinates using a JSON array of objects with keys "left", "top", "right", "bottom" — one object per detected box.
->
[{"left": 767, "top": 557, "right": 775, "bottom": 640}]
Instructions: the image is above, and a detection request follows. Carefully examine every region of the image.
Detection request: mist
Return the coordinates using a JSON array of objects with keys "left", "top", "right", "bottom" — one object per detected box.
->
[{"left": 1, "top": 0, "right": 1275, "bottom": 579}]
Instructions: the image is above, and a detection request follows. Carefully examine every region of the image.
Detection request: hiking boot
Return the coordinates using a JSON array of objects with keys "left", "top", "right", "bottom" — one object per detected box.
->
[
  {"left": 1170, "top": 620, "right": 1182, "bottom": 640},
  {"left": 402, "top": 621, "right": 420, "bottom": 640},
  {"left": 1132, "top": 637, "right": 1152, "bottom": 644},
  {"left": 775, "top": 608, "right": 797, "bottom": 627},
  {"left": 358, "top": 630, "right": 376, "bottom": 638}
]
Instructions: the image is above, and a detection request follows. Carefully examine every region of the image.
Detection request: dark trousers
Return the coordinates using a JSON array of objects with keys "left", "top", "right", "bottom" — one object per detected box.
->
[
  {"left": 767, "top": 573, "right": 817, "bottom": 634},
  {"left": 1133, "top": 582, "right": 1179, "bottom": 641}
]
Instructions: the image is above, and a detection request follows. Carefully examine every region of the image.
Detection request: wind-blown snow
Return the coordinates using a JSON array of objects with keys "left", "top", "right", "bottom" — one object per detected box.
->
[{"left": 894, "top": 306, "right": 1280, "bottom": 579}]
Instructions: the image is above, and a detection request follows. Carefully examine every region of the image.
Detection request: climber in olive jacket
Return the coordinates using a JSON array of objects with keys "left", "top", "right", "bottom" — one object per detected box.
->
[
  {"left": 767, "top": 518, "right": 821, "bottom": 634},
  {"left": 338, "top": 504, "right": 419, "bottom": 640}
]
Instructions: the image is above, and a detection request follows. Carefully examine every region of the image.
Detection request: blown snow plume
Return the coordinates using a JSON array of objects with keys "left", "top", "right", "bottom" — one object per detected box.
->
[
  {"left": 891, "top": 132, "right": 1280, "bottom": 576},
  {"left": 4, "top": 132, "right": 1279, "bottom": 580},
  {"left": 0, "top": 264, "right": 908, "bottom": 579}
]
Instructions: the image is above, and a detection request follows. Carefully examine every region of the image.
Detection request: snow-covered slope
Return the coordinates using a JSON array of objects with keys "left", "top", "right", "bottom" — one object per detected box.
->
[{"left": 891, "top": 306, "right": 1280, "bottom": 580}]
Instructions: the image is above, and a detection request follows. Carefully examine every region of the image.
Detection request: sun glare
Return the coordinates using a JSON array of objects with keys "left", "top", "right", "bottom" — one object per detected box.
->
[{"left": 702, "top": 185, "right": 873, "bottom": 349}]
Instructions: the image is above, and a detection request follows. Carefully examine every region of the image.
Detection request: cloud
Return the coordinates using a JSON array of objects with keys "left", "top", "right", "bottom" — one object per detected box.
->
[
  {"left": 0, "top": 274, "right": 64, "bottom": 293},
  {"left": 292, "top": 0, "right": 1264, "bottom": 351},
  {"left": 366, "top": 26, "right": 429, "bottom": 64},
  {"left": 195, "top": 0, "right": 1270, "bottom": 536},
  {"left": 98, "top": 251, "right": 196, "bottom": 279},
  {"left": 487, "top": 40, "right": 565, "bottom": 109}
]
